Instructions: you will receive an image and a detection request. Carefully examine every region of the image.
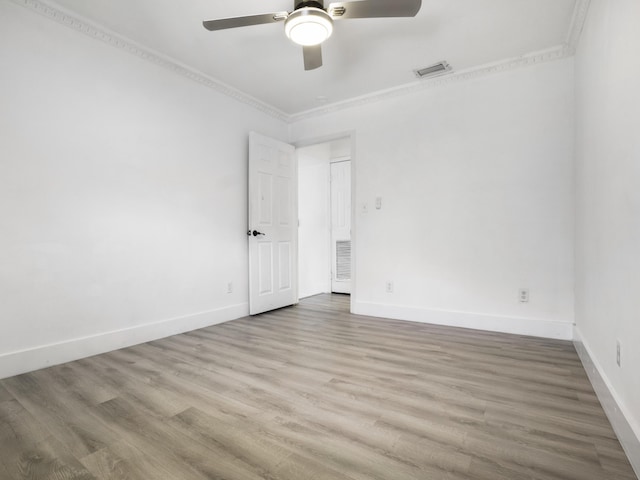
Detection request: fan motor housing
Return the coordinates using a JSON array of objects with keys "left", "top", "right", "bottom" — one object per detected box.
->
[{"left": 295, "top": 1, "right": 325, "bottom": 10}]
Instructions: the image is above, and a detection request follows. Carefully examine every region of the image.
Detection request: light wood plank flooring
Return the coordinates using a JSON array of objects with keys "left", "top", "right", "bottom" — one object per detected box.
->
[{"left": 0, "top": 294, "right": 636, "bottom": 479}]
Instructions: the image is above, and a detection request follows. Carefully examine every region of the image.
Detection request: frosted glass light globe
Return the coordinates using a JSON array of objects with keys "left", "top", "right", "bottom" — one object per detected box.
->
[{"left": 285, "top": 8, "right": 333, "bottom": 46}]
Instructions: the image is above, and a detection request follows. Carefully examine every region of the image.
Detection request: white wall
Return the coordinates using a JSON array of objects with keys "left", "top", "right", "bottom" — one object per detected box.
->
[
  {"left": 2, "top": 5, "right": 637, "bottom": 469},
  {"left": 0, "top": 2, "right": 287, "bottom": 378},
  {"left": 298, "top": 143, "right": 331, "bottom": 298},
  {"left": 574, "top": 0, "right": 640, "bottom": 468},
  {"left": 330, "top": 137, "right": 352, "bottom": 160},
  {"left": 290, "top": 59, "right": 575, "bottom": 339}
]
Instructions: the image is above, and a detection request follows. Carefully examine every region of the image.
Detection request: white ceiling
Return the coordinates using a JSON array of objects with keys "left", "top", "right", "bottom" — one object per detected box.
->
[{"left": 44, "top": 0, "right": 580, "bottom": 115}]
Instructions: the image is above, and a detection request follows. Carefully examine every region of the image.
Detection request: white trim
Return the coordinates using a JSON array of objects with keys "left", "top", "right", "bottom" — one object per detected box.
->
[
  {"left": 291, "top": 130, "right": 357, "bottom": 313},
  {"left": 566, "top": 0, "right": 592, "bottom": 50},
  {"left": 573, "top": 327, "right": 640, "bottom": 477},
  {"left": 289, "top": 45, "right": 573, "bottom": 122},
  {"left": 353, "top": 301, "right": 574, "bottom": 340},
  {"left": 0, "top": 303, "right": 248, "bottom": 380},
  {"left": 9, "top": 0, "right": 591, "bottom": 123},
  {"left": 8, "top": 0, "right": 289, "bottom": 121}
]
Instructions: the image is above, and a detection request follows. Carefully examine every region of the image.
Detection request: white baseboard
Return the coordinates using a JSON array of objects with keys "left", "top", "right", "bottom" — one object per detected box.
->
[
  {"left": 299, "top": 289, "right": 330, "bottom": 300},
  {"left": 353, "top": 301, "right": 574, "bottom": 340},
  {"left": 0, "top": 303, "right": 249, "bottom": 380},
  {"left": 573, "top": 327, "right": 640, "bottom": 477}
]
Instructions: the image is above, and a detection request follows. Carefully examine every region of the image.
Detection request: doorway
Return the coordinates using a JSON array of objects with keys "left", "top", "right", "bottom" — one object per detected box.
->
[{"left": 297, "top": 137, "right": 352, "bottom": 299}]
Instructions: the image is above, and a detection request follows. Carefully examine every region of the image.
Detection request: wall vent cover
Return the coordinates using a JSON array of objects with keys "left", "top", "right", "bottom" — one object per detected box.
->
[
  {"left": 414, "top": 61, "right": 452, "bottom": 79},
  {"left": 336, "top": 240, "right": 351, "bottom": 280}
]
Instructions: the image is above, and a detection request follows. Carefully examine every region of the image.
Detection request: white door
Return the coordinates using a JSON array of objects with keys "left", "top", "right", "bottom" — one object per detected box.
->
[
  {"left": 330, "top": 160, "right": 351, "bottom": 294},
  {"left": 248, "top": 132, "right": 298, "bottom": 315}
]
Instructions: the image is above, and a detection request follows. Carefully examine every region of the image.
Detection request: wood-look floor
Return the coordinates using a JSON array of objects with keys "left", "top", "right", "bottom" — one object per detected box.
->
[{"left": 0, "top": 294, "right": 636, "bottom": 480}]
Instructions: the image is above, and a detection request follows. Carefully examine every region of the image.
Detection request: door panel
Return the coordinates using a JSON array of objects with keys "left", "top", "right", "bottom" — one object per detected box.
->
[
  {"left": 278, "top": 242, "right": 292, "bottom": 290},
  {"left": 277, "top": 176, "right": 292, "bottom": 226},
  {"left": 258, "top": 173, "right": 273, "bottom": 225},
  {"left": 258, "top": 243, "right": 273, "bottom": 295},
  {"left": 249, "top": 132, "right": 297, "bottom": 314}
]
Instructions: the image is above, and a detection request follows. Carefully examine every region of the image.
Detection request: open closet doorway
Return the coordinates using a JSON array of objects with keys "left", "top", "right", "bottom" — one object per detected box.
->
[{"left": 297, "top": 137, "right": 352, "bottom": 299}]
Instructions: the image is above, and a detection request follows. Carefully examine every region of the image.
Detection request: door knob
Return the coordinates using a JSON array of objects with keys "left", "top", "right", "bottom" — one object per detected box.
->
[{"left": 247, "top": 230, "right": 265, "bottom": 237}]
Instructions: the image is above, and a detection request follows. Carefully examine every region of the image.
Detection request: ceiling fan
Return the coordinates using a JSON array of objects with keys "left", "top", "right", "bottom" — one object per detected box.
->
[{"left": 203, "top": 0, "right": 422, "bottom": 71}]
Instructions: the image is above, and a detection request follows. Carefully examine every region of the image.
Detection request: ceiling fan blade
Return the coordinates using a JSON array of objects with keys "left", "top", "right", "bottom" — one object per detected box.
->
[
  {"left": 203, "top": 12, "right": 289, "bottom": 31},
  {"left": 328, "top": 0, "right": 421, "bottom": 19},
  {"left": 303, "top": 45, "right": 323, "bottom": 71}
]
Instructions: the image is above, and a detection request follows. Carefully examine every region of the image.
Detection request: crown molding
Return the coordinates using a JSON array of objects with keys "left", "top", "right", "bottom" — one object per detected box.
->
[
  {"left": 10, "top": 0, "right": 591, "bottom": 125},
  {"left": 567, "top": 0, "right": 592, "bottom": 51},
  {"left": 288, "top": 0, "right": 591, "bottom": 122},
  {"left": 9, "top": 0, "right": 289, "bottom": 122},
  {"left": 289, "top": 44, "right": 573, "bottom": 123}
]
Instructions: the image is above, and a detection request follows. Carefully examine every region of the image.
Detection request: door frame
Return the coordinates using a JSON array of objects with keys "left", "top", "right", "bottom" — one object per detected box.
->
[{"left": 293, "top": 130, "right": 356, "bottom": 313}]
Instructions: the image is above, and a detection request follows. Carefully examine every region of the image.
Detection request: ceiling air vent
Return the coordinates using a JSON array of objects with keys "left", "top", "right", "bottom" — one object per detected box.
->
[{"left": 414, "top": 61, "right": 452, "bottom": 79}]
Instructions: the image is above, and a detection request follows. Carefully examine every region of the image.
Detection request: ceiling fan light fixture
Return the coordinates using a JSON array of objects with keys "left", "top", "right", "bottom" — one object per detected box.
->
[{"left": 285, "top": 7, "right": 333, "bottom": 46}]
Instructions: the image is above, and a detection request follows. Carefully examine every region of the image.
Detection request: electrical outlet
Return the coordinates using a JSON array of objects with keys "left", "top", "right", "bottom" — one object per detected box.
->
[
  {"left": 385, "top": 281, "right": 394, "bottom": 293},
  {"left": 616, "top": 339, "right": 621, "bottom": 367},
  {"left": 518, "top": 288, "right": 529, "bottom": 303},
  {"left": 227, "top": 282, "right": 233, "bottom": 294}
]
